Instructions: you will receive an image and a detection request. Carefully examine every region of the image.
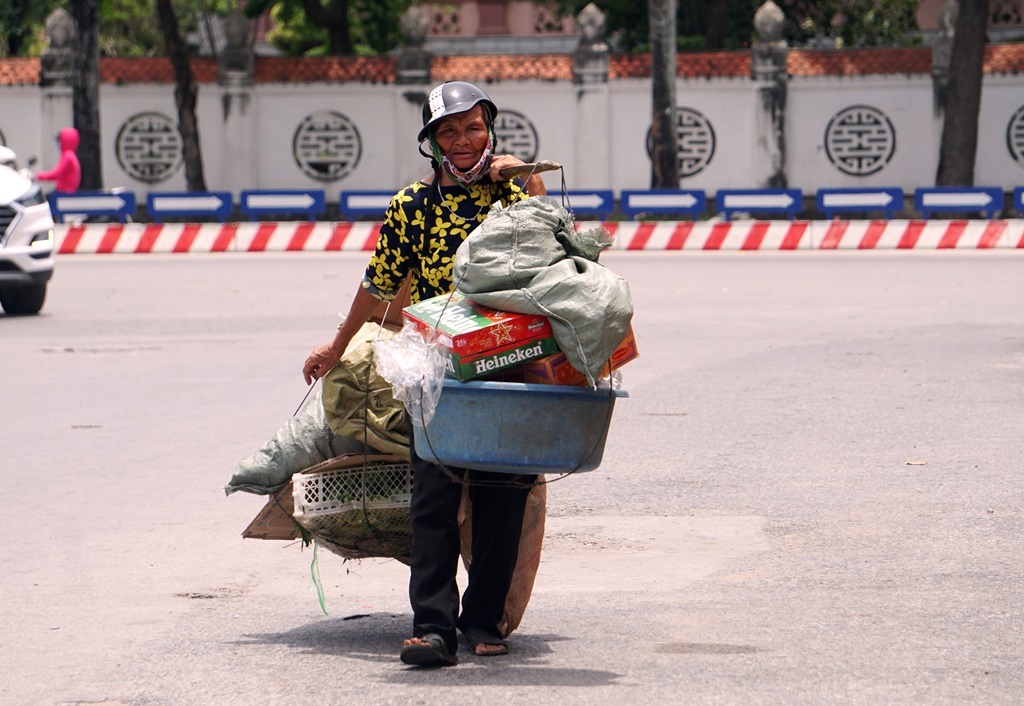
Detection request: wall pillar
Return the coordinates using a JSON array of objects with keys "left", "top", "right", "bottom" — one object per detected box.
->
[
  {"left": 572, "top": 85, "right": 611, "bottom": 190},
  {"left": 750, "top": 1, "right": 789, "bottom": 189},
  {"left": 39, "top": 9, "right": 74, "bottom": 170},
  {"left": 572, "top": 3, "right": 611, "bottom": 189},
  {"left": 219, "top": 78, "right": 255, "bottom": 192},
  {"left": 931, "top": 0, "right": 957, "bottom": 115},
  {"left": 396, "top": 5, "right": 433, "bottom": 86},
  {"left": 394, "top": 5, "right": 434, "bottom": 186},
  {"left": 217, "top": 10, "right": 255, "bottom": 193}
]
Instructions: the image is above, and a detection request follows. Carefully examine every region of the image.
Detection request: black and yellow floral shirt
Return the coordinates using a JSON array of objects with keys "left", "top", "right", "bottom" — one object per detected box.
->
[{"left": 362, "top": 178, "right": 528, "bottom": 304}]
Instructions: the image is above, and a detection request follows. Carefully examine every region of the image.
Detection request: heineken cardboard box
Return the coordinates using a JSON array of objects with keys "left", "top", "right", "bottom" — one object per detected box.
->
[
  {"left": 449, "top": 336, "right": 559, "bottom": 380},
  {"left": 404, "top": 292, "right": 556, "bottom": 381},
  {"left": 521, "top": 326, "right": 639, "bottom": 387}
]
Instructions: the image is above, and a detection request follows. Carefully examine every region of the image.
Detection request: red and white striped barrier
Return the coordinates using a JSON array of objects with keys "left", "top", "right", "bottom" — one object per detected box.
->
[
  {"left": 54, "top": 219, "right": 1024, "bottom": 254},
  {"left": 55, "top": 221, "right": 381, "bottom": 254},
  {"left": 595, "top": 219, "right": 1024, "bottom": 250}
]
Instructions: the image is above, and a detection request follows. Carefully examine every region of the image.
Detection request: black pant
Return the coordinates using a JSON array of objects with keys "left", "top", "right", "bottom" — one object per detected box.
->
[{"left": 407, "top": 430, "right": 536, "bottom": 655}]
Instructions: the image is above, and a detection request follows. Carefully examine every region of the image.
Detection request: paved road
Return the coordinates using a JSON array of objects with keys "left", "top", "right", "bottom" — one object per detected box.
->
[{"left": 1, "top": 251, "right": 1022, "bottom": 705}]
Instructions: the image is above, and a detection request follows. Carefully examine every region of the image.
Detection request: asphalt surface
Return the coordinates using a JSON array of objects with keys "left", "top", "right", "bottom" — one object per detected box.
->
[{"left": 1, "top": 250, "right": 1022, "bottom": 705}]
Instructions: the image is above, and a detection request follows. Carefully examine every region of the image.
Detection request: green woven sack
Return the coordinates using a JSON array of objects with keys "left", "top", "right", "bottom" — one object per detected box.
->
[{"left": 321, "top": 324, "right": 409, "bottom": 456}]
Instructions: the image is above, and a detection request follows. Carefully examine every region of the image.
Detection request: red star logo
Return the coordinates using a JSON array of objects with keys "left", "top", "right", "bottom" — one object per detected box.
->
[{"left": 489, "top": 320, "right": 515, "bottom": 346}]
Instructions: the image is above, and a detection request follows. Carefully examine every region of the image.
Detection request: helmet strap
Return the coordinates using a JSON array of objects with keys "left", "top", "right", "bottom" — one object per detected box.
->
[{"left": 429, "top": 126, "right": 495, "bottom": 188}]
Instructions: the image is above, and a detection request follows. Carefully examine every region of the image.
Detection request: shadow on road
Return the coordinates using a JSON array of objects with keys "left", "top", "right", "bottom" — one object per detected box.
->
[
  {"left": 385, "top": 665, "right": 623, "bottom": 686},
  {"left": 232, "top": 614, "right": 618, "bottom": 684}
]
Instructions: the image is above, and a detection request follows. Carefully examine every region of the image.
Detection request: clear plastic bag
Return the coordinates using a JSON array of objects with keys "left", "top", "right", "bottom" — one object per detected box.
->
[
  {"left": 372, "top": 320, "right": 446, "bottom": 428},
  {"left": 596, "top": 369, "right": 623, "bottom": 390}
]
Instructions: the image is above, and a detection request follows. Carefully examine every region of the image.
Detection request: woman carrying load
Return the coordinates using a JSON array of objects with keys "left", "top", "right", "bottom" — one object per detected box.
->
[{"left": 303, "top": 80, "right": 546, "bottom": 667}]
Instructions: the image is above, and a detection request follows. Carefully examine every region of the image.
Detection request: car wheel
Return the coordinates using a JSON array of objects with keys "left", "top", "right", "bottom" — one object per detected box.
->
[{"left": 0, "top": 284, "right": 47, "bottom": 315}]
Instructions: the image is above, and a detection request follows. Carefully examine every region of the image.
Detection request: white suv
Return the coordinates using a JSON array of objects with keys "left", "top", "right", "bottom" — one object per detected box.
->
[{"left": 0, "top": 156, "right": 55, "bottom": 315}]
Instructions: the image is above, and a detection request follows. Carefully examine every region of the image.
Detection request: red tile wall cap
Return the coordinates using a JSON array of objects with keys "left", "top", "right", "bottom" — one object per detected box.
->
[
  {"left": 984, "top": 43, "right": 1024, "bottom": 74},
  {"left": 0, "top": 57, "right": 41, "bottom": 85},
  {"left": 608, "top": 53, "right": 648, "bottom": 79},
  {"left": 99, "top": 57, "right": 218, "bottom": 84},
  {"left": 431, "top": 54, "right": 573, "bottom": 81},
  {"left": 787, "top": 47, "right": 932, "bottom": 77},
  {"left": 610, "top": 51, "right": 750, "bottom": 79},
  {"left": 100, "top": 56, "right": 395, "bottom": 85},
  {"left": 678, "top": 51, "right": 750, "bottom": 78},
  {"left": 255, "top": 56, "right": 395, "bottom": 83},
  {"left": 2, "top": 43, "right": 1024, "bottom": 86}
]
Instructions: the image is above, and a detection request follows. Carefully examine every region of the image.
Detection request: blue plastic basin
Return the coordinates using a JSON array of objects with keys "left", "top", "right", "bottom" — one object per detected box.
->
[{"left": 411, "top": 379, "right": 628, "bottom": 475}]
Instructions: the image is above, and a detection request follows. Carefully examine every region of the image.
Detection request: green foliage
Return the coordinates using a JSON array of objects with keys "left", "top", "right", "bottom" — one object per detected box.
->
[
  {"left": 677, "top": 35, "right": 707, "bottom": 52},
  {"left": 723, "top": 0, "right": 759, "bottom": 49},
  {"left": 779, "top": 0, "right": 920, "bottom": 48},
  {"left": 553, "top": 0, "right": 757, "bottom": 53},
  {"left": 0, "top": 0, "right": 252, "bottom": 57},
  {"left": 245, "top": 0, "right": 413, "bottom": 56},
  {"left": 553, "top": 0, "right": 917, "bottom": 52},
  {"left": 0, "top": 0, "right": 62, "bottom": 56},
  {"left": 264, "top": 2, "right": 329, "bottom": 56},
  {"left": 4, "top": 0, "right": 924, "bottom": 59},
  {"left": 99, "top": 0, "right": 162, "bottom": 56},
  {"left": 351, "top": 0, "right": 412, "bottom": 56},
  {"left": 554, "top": 0, "right": 647, "bottom": 51},
  {"left": 677, "top": 0, "right": 759, "bottom": 50},
  {"left": 98, "top": 0, "right": 240, "bottom": 56}
]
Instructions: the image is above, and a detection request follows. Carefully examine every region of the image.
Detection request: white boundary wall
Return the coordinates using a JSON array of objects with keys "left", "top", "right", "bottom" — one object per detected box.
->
[{"left": 2, "top": 70, "right": 1024, "bottom": 201}]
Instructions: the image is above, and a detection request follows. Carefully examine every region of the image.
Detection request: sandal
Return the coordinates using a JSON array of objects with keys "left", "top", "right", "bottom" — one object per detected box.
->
[
  {"left": 462, "top": 627, "right": 509, "bottom": 657},
  {"left": 400, "top": 633, "right": 459, "bottom": 667}
]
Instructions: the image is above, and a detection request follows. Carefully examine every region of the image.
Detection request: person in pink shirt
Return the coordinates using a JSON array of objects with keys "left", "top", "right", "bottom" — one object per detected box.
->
[{"left": 36, "top": 127, "right": 81, "bottom": 193}]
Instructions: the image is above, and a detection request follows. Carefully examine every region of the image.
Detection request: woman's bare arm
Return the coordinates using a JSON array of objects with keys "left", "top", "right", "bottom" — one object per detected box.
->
[{"left": 302, "top": 285, "right": 383, "bottom": 384}]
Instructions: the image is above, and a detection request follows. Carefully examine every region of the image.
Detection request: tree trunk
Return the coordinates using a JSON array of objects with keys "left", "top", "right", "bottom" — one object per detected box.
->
[
  {"left": 650, "top": 0, "right": 679, "bottom": 188},
  {"left": 677, "top": 0, "right": 706, "bottom": 37},
  {"left": 7, "top": 30, "right": 30, "bottom": 57},
  {"left": 155, "top": 0, "right": 207, "bottom": 191},
  {"left": 301, "top": 0, "right": 352, "bottom": 55},
  {"left": 69, "top": 0, "right": 103, "bottom": 190},
  {"left": 705, "top": 0, "right": 732, "bottom": 51},
  {"left": 936, "top": 0, "right": 987, "bottom": 186}
]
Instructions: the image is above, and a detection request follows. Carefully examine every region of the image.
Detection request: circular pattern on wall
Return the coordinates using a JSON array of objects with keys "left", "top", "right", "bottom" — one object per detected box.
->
[
  {"left": 115, "top": 112, "right": 183, "bottom": 183},
  {"left": 1007, "top": 104, "right": 1024, "bottom": 167},
  {"left": 646, "top": 107, "right": 716, "bottom": 178},
  {"left": 824, "top": 105, "right": 896, "bottom": 176},
  {"left": 292, "top": 110, "right": 362, "bottom": 182},
  {"left": 493, "top": 110, "right": 539, "bottom": 162}
]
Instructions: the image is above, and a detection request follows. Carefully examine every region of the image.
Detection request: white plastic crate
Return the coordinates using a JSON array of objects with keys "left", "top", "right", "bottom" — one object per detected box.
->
[
  {"left": 290, "top": 454, "right": 414, "bottom": 561},
  {"left": 292, "top": 460, "right": 412, "bottom": 517}
]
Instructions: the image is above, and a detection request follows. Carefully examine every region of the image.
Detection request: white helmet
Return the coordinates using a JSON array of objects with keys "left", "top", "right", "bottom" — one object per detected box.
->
[
  {"left": 418, "top": 81, "right": 497, "bottom": 143},
  {"left": 0, "top": 145, "right": 17, "bottom": 169}
]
